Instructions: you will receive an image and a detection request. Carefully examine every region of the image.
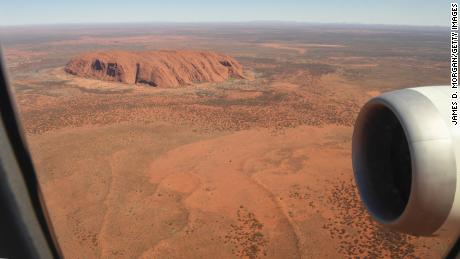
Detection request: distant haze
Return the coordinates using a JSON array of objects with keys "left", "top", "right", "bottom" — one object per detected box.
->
[{"left": 0, "top": 0, "right": 447, "bottom": 27}]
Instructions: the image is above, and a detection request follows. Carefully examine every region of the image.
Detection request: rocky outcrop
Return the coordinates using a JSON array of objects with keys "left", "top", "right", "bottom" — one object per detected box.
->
[{"left": 64, "top": 50, "right": 245, "bottom": 87}]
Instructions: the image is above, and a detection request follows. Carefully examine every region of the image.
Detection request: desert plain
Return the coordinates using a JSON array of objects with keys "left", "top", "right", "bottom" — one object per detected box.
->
[{"left": 0, "top": 23, "right": 453, "bottom": 258}]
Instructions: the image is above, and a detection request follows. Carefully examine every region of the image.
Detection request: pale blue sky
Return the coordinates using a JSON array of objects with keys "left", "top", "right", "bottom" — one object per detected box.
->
[{"left": 0, "top": 0, "right": 448, "bottom": 26}]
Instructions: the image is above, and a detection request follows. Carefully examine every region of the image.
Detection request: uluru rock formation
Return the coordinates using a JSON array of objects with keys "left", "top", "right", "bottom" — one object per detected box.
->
[{"left": 64, "top": 50, "right": 245, "bottom": 87}]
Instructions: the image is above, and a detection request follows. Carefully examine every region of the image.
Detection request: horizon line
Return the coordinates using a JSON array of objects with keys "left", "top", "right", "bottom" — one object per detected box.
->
[{"left": 0, "top": 20, "right": 448, "bottom": 29}]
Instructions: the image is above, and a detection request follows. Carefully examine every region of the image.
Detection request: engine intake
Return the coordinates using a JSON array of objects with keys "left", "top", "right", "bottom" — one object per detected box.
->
[{"left": 352, "top": 86, "right": 460, "bottom": 236}]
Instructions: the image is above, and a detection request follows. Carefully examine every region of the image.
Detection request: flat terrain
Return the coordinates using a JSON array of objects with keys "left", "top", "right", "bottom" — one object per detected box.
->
[{"left": 1, "top": 23, "right": 453, "bottom": 258}]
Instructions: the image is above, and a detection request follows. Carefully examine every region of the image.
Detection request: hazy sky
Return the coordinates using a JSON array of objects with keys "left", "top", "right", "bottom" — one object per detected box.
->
[{"left": 0, "top": 0, "right": 448, "bottom": 26}]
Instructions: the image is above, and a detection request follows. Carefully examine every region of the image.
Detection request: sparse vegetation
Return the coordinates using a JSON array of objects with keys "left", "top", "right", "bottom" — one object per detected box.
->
[{"left": 2, "top": 23, "right": 450, "bottom": 258}]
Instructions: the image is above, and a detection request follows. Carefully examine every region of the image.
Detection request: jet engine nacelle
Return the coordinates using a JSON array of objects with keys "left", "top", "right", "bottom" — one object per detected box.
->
[{"left": 352, "top": 85, "right": 460, "bottom": 236}]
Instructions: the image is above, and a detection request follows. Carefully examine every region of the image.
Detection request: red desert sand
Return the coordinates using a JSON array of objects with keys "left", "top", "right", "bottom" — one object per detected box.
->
[{"left": 5, "top": 24, "right": 451, "bottom": 258}]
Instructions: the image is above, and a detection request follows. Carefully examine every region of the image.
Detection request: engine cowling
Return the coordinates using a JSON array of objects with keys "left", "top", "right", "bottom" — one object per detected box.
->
[{"left": 352, "top": 85, "right": 460, "bottom": 236}]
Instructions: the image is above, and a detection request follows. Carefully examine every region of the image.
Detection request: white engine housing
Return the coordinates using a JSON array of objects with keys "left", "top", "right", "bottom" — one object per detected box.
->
[{"left": 352, "top": 85, "right": 460, "bottom": 236}]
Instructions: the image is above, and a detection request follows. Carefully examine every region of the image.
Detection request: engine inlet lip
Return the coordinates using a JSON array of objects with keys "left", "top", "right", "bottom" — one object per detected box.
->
[{"left": 352, "top": 88, "right": 457, "bottom": 236}]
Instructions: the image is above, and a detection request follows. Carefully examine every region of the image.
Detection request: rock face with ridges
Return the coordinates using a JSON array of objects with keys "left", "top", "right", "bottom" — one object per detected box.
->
[{"left": 65, "top": 50, "right": 245, "bottom": 87}]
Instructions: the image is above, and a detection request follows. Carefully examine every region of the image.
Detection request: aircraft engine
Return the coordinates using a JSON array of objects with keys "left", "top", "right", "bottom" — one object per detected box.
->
[{"left": 352, "top": 86, "right": 460, "bottom": 236}]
